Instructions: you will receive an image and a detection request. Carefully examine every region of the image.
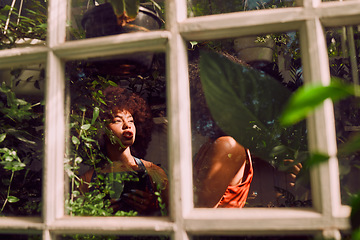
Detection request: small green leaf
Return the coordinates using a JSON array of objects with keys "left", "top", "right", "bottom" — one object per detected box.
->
[
  {"left": 304, "top": 152, "right": 329, "bottom": 169},
  {"left": 72, "top": 136, "right": 80, "bottom": 145},
  {"left": 0, "top": 133, "right": 6, "bottom": 143},
  {"left": 75, "top": 157, "right": 82, "bottom": 164},
  {"left": 81, "top": 124, "right": 91, "bottom": 130},
  {"left": 91, "top": 107, "right": 99, "bottom": 125},
  {"left": 108, "top": 81, "right": 118, "bottom": 86},
  {"left": 8, "top": 196, "right": 19, "bottom": 203}
]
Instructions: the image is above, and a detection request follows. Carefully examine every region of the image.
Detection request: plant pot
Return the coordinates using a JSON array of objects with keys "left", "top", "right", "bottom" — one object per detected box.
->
[
  {"left": 0, "top": 64, "right": 45, "bottom": 101},
  {"left": 81, "top": 4, "right": 162, "bottom": 76},
  {"left": 234, "top": 36, "right": 275, "bottom": 66}
]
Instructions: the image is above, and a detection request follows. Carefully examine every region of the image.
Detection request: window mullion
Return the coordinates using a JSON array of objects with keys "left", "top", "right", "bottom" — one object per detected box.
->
[
  {"left": 166, "top": 0, "right": 192, "bottom": 240},
  {"left": 300, "top": 18, "right": 342, "bottom": 222},
  {"left": 43, "top": 0, "right": 67, "bottom": 238}
]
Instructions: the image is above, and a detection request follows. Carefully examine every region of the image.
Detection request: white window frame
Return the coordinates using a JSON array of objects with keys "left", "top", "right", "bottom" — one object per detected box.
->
[{"left": 0, "top": 0, "right": 358, "bottom": 239}]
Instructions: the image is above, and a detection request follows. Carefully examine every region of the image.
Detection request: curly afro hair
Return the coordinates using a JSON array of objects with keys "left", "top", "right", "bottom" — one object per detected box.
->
[{"left": 100, "top": 86, "right": 153, "bottom": 158}]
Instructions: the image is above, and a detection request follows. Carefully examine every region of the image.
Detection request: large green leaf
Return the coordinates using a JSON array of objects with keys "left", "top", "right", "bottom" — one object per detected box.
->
[
  {"left": 199, "top": 51, "right": 305, "bottom": 163},
  {"left": 280, "top": 80, "right": 354, "bottom": 126}
]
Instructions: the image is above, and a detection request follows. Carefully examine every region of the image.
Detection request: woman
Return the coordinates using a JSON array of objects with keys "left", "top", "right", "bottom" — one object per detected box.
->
[
  {"left": 193, "top": 136, "right": 253, "bottom": 208},
  {"left": 190, "top": 51, "right": 253, "bottom": 208},
  {"left": 79, "top": 86, "right": 168, "bottom": 216}
]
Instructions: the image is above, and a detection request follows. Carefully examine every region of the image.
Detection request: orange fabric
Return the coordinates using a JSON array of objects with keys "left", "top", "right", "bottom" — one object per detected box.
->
[{"left": 216, "top": 149, "right": 253, "bottom": 208}]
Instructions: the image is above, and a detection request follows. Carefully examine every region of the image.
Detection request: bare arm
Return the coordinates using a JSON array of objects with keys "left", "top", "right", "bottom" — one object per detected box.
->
[{"left": 194, "top": 136, "right": 247, "bottom": 208}]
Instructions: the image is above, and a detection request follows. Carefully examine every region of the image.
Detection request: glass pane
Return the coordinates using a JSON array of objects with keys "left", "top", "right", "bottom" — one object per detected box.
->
[
  {"left": 0, "top": 64, "right": 44, "bottom": 216},
  {"left": 67, "top": 0, "right": 165, "bottom": 41},
  {"left": 0, "top": 0, "right": 47, "bottom": 50},
  {"left": 188, "top": 0, "right": 295, "bottom": 17},
  {"left": 64, "top": 52, "right": 168, "bottom": 216},
  {"left": 0, "top": 234, "right": 41, "bottom": 240},
  {"left": 325, "top": 26, "right": 360, "bottom": 205},
  {"left": 61, "top": 235, "right": 169, "bottom": 240},
  {"left": 190, "top": 32, "right": 312, "bottom": 208},
  {"left": 193, "top": 235, "right": 314, "bottom": 240}
]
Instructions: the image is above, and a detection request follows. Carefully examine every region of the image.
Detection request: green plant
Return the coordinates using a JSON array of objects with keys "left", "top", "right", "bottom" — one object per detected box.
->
[
  {"left": 199, "top": 50, "right": 307, "bottom": 166},
  {"left": 0, "top": 82, "right": 43, "bottom": 216},
  {"left": 64, "top": 60, "right": 167, "bottom": 217},
  {"left": 279, "top": 79, "right": 360, "bottom": 240},
  {"left": 98, "top": 0, "right": 162, "bottom": 26},
  {"left": 199, "top": 50, "right": 359, "bottom": 238},
  {"left": 0, "top": 0, "right": 47, "bottom": 49},
  {"left": 64, "top": 104, "right": 167, "bottom": 217}
]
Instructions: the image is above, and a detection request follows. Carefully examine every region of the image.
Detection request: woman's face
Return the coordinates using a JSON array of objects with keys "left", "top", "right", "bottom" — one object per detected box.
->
[{"left": 108, "top": 109, "right": 136, "bottom": 148}]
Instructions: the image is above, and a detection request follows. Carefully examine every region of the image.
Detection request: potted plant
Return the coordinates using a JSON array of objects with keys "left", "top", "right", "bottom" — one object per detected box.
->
[
  {"left": 0, "top": 0, "right": 47, "bottom": 97},
  {"left": 0, "top": 0, "right": 47, "bottom": 49},
  {"left": 80, "top": 0, "right": 163, "bottom": 76},
  {"left": 0, "top": 64, "right": 45, "bottom": 101},
  {"left": 233, "top": 35, "right": 276, "bottom": 66},
  {"left": 232, "top": 0, "right": 292, "bottom": 67}
]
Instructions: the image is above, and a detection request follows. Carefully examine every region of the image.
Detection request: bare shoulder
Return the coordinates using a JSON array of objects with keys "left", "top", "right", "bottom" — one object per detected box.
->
[
  {"left": 141, "top": 159, "right": 168, "bottom": 189},
  {"left": 141, "top": 159, "right": 163, "bottom": 171},
  {"left": 213, "top": 136, "right": 245, "bottom": 153},
  {"left": 141, "top": 160, "right": 167, "bottom": 178}
]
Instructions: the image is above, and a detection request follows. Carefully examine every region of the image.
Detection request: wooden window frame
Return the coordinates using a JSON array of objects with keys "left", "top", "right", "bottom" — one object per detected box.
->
[{"left": 0, "top": 0, "right": 358, "bottom": 239}]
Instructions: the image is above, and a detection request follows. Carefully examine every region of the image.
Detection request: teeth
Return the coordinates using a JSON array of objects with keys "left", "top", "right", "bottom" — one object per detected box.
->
[{"left": 124, "top": 132, "right": 132, "bottom": 137}]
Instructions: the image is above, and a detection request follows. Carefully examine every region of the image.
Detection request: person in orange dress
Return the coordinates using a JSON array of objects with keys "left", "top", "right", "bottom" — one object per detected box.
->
[{"left": 189, "top": 52, "right": 253, "bottom": 208}]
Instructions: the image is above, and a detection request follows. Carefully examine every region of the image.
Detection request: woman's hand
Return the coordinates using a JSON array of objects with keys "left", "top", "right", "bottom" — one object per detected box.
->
[
  {"left": 283, "top": 159, "right": 303, "bottom": 188},
  {"left": 122, "top": 189, "right": 158, "bottom": 214}
]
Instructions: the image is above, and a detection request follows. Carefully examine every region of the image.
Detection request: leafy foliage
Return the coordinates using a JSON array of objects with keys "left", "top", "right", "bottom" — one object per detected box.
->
[
  {"left": 0, "top": 83, "right": 43, "bottom": 216},
  {"left": 199, "top": 50, "right": 307, "bottom": 166},
  {"left": 199, "top": 49, "right": 360, "bottom": 237},
  {"left": 0, "top": 0, "right": 47, "bottom": 49},
  {"left": 64, "top": 60, "right": 167, "bottom": 218}
]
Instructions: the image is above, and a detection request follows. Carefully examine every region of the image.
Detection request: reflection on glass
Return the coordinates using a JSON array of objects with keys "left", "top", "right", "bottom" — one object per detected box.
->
[
  {"left": 0, "top": 65, "right": 45, "bottom": 216},
  {"left": 68, "top": 0, "right": 165, "bottom": 41},
  {"left": 188, "top": 0, "right": 295, "bottom": 17},
  {"left": 326, "top": 26, "right": 360, "bottom": 205},
  {"left": 0, "top": 0, "right": 47, "bottom": 49},
  {"left": 65, "top": 52, "right": 168, "bottom": 216},
  {"left": 190, "top": 32, "right": 311, "bottom": 208}
]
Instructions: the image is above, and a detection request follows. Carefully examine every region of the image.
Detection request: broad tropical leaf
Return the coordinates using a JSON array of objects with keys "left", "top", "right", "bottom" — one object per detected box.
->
[{"left": 199, "top": 51, "right": 306, "bottom": 163}]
